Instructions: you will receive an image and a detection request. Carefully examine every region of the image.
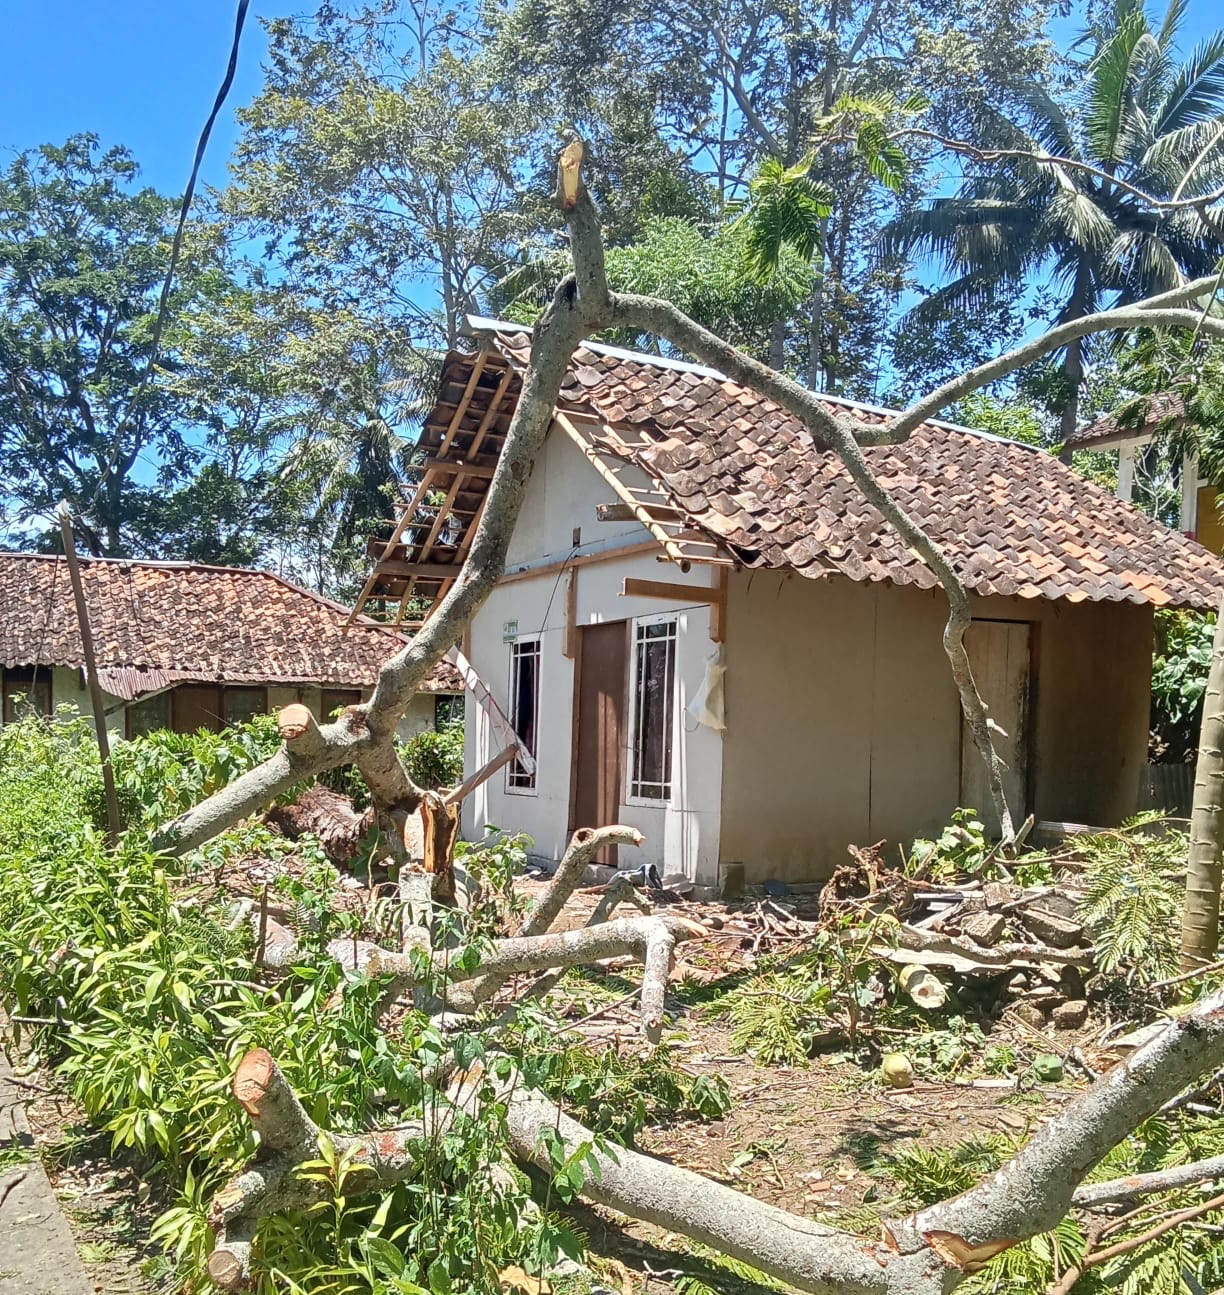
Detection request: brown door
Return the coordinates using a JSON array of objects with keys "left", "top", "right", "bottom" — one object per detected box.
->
[
  {"left": 174, "top": 685, "right": 223, "bottom": 734},
  {"left": 571, "top": 621, "right": 629, "bottom": 867}
]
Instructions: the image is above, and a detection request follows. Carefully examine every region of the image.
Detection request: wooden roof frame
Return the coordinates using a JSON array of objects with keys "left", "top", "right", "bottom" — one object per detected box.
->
[{"left": 347, "top": 343, "right": 734, "bottom": 630}]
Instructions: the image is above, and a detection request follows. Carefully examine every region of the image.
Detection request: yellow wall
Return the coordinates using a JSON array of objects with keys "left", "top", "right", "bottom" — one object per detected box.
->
[
  {"left": 718, "top": 574, "right": 1152, "bottom": 882},
  {"left": 1198, "top": 486, "right": 1224, "bottom": 555}
]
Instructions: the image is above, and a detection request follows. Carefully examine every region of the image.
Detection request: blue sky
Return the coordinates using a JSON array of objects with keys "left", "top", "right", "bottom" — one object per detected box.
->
[
  {"left": 2, "top": 1, "right": 1221, "bottom": 203},
  {"left": 0, "top": 2, "right": 281, "bottom": 195}
]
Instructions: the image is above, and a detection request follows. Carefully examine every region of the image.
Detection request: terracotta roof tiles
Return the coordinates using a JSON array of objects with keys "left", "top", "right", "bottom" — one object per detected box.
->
[
  {"left": 0, "top": 555, "right": 461, "bottom": 698},
  {"left": 470, "top": 324, "right": 1224, "bottom": 611}
]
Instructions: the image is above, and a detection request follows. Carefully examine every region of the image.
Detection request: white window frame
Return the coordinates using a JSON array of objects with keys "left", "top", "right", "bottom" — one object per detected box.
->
[
  {"left": 506, "top": 637, "right": 541, "bottom": 794},
  {"left": 625, "top": 614, "right": 678, "bottom": 806}
]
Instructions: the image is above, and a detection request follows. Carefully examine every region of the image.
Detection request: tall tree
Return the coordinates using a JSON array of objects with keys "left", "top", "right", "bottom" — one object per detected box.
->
[
  {"left": 882, "top": 0, "right": 1224, "bottom": 444},
  {"left": 0, "top": 137, "right": 215, "bottom": 555},
  {"left": 489, "top": 0, "right": 1058, "bottom": 393}
]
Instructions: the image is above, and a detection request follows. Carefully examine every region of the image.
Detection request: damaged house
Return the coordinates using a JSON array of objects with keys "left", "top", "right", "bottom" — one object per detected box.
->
[{"left": 353, "top": 320, "right": 1224, "bottom": 887}]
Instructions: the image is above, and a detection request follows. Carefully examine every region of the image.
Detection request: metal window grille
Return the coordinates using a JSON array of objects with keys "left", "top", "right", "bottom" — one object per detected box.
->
[
  {"left": 507, "top": 639, "right": 540, "bottom": 789},
  {"left": 629, "top": 620, "right": 676, "bottom": 800}
]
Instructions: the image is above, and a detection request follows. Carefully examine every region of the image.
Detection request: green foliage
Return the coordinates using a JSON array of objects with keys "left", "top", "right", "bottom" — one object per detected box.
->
[
  {"left": 889, "top": 1134, "right": 1012, "bottom": 1204},
  {"left": 1077, "top": 816, "right": 1184, "bottom": 983},
  {"left": 0, "top": 713, "right": 578, "bottom": 1291},
  {"left": 728, "top": 155, "right": 833, "bottom": 281},
  {"left": 514, "top": 1019, "right": 731, "bottom": 1143},
  {"left": 1152, "top": 609, "right": 1215, "bottom": 758},
  {"left": 402, "top": 726, "right": 465, "bottom": 791},
  {"left": 81, "top": 714, "right": 284, "bottom": 833},
  {"left": 906, "top": 809, "right": 992, "bottom": 881},
  {"left": 712, "top": 909, "right": 897, "bottom": 1062}
]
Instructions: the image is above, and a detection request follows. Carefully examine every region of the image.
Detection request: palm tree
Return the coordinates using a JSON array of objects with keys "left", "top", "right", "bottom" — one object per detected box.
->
[{"left": 883, "top": 0, "right": 1224, "bottom": 445}]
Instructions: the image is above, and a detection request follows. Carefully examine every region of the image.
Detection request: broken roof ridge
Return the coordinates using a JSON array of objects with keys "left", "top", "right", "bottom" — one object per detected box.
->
[{"left": 461, "top": 314, "right": 1041, "bottom": 453}]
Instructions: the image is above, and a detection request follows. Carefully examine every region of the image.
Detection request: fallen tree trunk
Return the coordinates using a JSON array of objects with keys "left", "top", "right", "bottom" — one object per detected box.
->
[
  {"left": 207, "top": 990, "right": 1224, "bottom": 1295},
  {"left": 369, "top": 913, "right": 702, "bottom": 1043}
]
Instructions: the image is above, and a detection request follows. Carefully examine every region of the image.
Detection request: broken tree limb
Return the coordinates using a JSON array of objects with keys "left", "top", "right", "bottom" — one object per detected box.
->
[
  {"left": 208, "top": 1049, "right": 489, "bottom": 1290},
  {"left": 209, "top": 993, "right": 1224, "bottom": 1295},
  {"left": 368, "top": 914, "right": 704, "bottom": 1039},
  {"left": 449, "top": 825, "right": 645, "bottom": 1014},
  {"left": 1072, "top": 1152, "right": 1224, "bottom": 1209},
  {"left": 504, "top": 1085, "right": 905, "bottom": 1295},
  {"left": 886, "top": 989, "right": 1224, "bottom": 1269},
  {"left": 519, "top": 826, "right": 645, "bottom": 938}
]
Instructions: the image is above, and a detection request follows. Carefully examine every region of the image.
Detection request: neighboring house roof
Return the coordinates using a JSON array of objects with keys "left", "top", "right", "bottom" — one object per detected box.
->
[
  {"left": 357, "top": 320, "right": 1224, "bottom": 617},
  {"left": 0, "top": 554, "right": 462, "bottom": 700},
  {"left": 1065, "top": 392, "right": 1188, "bottom": 449}
]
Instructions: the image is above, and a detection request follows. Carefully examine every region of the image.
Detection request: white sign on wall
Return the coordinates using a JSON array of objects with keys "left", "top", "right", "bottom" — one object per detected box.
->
[{"left": 502, "top": 620, "right": 518, "bottom": 642}]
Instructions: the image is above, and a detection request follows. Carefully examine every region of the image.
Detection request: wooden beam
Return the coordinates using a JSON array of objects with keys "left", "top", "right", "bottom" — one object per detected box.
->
[
  {"left": 465, "top": 365, "right": 516, "bottom": 460},
  {"left": 596, "top": 501, "right": 684, "bottom": 523},
  {"left": 562, "top": 568, "right": 578, "bottom": 659},
  {"left": 424, "top": 458, "right": 496, "bottom": 478},
  {"left": 621, "top": 577, "right": 726, "bottom": 606},
  {"left": 373, "top": 558, "right": 464, "bottom": 579},
  {"left": 344, "top": 467, "right": 438, "bottom": 629},
  {"left": 710, "top": 566, "right": 729, "bottom": 643},
  {"left": 553, "top": 412, "right": 691, "bottom": 567},
  {"left": 435, "top": 353, "right": 489, "bottom": 458},
  {"left": 445, "top": 743, "right": 518, "bottom": 805},
  {"left": 497, "top": 540, "right": 661, "bottom": 587}
]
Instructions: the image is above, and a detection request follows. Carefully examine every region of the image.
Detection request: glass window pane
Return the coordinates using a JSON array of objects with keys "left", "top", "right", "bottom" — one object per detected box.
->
[
  {"left": 630, "top": 621, "right": 675, "bottom": 800},
  {"left": 224, "top": 688, "right": 266, "bottom": 727},
  {"left": 127, "top": 692, "right": 171, "bottom": 738},
  {"left": 508, "top": 640, "right": 540, "bottom": 789}
]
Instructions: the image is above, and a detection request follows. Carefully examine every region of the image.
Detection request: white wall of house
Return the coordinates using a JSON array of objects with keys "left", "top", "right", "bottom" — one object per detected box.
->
[{"left": 463, "top": 427, "right": 725, "bottom": 883}]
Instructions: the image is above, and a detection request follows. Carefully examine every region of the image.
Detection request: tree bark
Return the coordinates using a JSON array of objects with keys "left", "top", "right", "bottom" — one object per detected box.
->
[
  {"left": 208, "top": 990, "right": 1224, "bottom": 1295},
  {"left": 1181, "top": 594, "right": 1224, "bottom": 966}
]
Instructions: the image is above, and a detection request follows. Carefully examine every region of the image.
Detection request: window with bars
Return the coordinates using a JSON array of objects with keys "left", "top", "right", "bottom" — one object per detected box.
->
[
  {"left": 628, "top": 619, "right": 677, "bottom": 802},
  {"left": 507, "top": 639, "right": 540, "bottom": 791}
]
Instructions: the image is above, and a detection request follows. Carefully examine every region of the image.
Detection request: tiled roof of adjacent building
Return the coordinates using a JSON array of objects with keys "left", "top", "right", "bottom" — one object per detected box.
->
[
  {"left": 1065, "top": 391, "right": 1188, "bottom": 449},
  {"left": 0, "top": 554, "right": 462, "bottom": 699},
  {"left": 434, "top": 321, "right": 1222, "bottom": 611}
]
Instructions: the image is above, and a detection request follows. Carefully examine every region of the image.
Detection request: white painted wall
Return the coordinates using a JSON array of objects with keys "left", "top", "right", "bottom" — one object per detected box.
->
[{"left": 463, "top": 428, "right": 725, "bottom": 884}]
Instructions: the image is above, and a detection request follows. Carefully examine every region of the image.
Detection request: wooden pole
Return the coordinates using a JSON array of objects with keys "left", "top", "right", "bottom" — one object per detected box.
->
[{"left": 57, "top": 503, "right": 123, "bottom": 845}]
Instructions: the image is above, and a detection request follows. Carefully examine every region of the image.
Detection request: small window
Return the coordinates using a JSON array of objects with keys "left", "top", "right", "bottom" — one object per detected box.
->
[
  {"left": 127, "top": 692, "right": 171, "bottom": 738},
  {"left": 628, "top": 619, "right": 677, "bottom": 802},
  {"left": 321, "top": 688, "right": 362, "bottom": 719},
  {"left": 224, "top": 687, "right": 267, "bottom": 727},
  {"left": 507, "top": 639, "right": 540, "bottom": 791},
  {"left": 2, "top": 668, "right": 52, "bottom": 724}
]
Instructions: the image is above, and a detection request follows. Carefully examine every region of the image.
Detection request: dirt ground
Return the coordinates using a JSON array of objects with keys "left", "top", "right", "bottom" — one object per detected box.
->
[{"left": 7, "top": 868, "right": 1102, "bottom": 1292}]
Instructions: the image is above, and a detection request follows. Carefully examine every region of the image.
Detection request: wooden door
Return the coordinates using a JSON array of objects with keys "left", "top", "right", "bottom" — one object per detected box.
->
[
  {"left": 959, "top": 621, "right": 1031, "bottom": 836},
  {"left": 174, "top": 685, "right": 223, "bottom": 734},
  {"left": 571, "top": 621, "right": 629, "bottom": 867}
]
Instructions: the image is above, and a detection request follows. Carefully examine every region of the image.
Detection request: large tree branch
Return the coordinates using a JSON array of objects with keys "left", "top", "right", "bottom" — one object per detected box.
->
[
  {"left": 610, "top": 292, "right": 1016, "bottom": 838},
  {"left": 861, "top": 287, "right": 1224, "bottom": 448},
  {"left": 155, "top": 152, "right": 614, "bottom": 855},
  {"left": 207, "top": 991, "right": 1224, "bottom": 1295}
]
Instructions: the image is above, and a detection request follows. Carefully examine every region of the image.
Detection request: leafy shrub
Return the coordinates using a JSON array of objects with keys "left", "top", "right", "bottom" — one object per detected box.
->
[
  {"left": 402, "top": 725, "right": 465, "bottom": 790},
  {"left": 1076, "top": 816, "right": 1184, "bottom": 983},
  {"left": 906, "top": 808, "right": 992, "bottom": 880},
  {"left": 80, "top": 714, "right": 284, "bottom": 832},
  {"left": 1152, "top": 609, "right": 1214, "bottom": 760},
  {"left": 0, "top": 714, "right": 578, "bottom": 1292}
]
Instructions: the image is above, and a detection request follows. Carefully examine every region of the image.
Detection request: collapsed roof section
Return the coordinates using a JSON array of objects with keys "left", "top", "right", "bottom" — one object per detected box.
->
[{"left": 350, "top": 319, "right": 1224, "bottom": 620}]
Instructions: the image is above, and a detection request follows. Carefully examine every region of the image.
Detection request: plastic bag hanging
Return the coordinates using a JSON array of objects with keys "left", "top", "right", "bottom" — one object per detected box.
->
[{"left": 686, "top": 646, "right": 726, "bottom": 731}]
